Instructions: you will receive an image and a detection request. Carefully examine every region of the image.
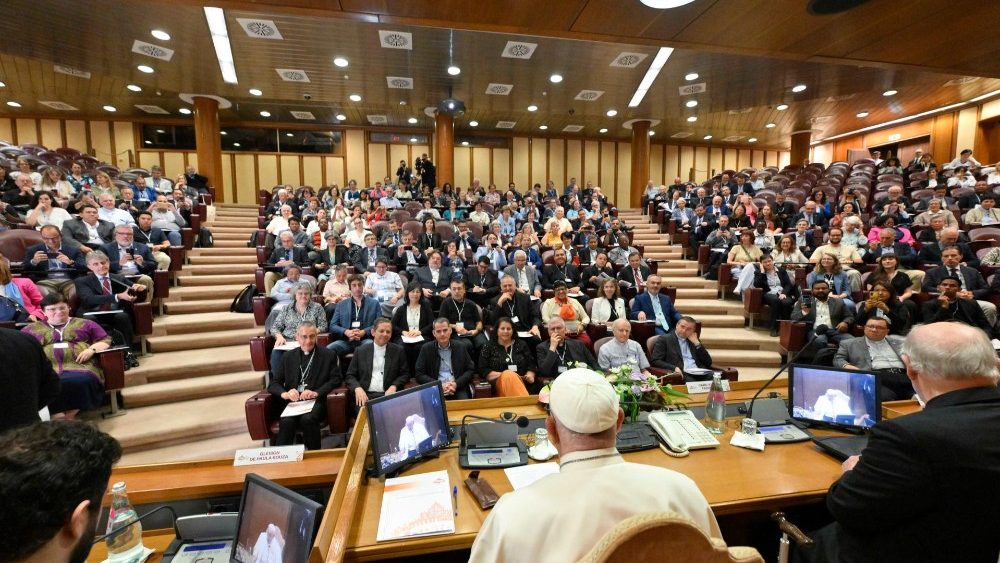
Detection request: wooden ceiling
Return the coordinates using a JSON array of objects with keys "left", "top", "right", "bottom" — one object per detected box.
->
[{"left": 0, "top": 0, "right": 997, "bottom": 148}]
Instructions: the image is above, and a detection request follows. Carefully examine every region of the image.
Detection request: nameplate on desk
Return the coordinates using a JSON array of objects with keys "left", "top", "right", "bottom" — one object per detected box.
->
[
  {"left": 685, "top": 378, "right": 730, "bottom": 394},
  {"left": 233, "top": 445, "right": 304, "bottom": 466}
]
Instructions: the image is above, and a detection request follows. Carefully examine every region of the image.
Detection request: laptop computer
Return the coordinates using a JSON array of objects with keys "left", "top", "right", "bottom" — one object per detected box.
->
[{"left": 788, "top": 364, "right": 882, "bottom": 461}]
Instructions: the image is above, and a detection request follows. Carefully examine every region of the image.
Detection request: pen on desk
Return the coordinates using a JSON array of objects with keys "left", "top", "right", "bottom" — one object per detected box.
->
[{"left": 452, "top": 485, "right": 459, "bottom": 516}]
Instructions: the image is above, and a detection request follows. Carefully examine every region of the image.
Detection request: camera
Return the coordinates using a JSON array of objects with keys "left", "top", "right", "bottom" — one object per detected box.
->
[
  {"left": 303, "top": 93, "right": 312, "bottom": 100},
  {"left": 802, "top": 295, "right": 813, "bottom": 308}
]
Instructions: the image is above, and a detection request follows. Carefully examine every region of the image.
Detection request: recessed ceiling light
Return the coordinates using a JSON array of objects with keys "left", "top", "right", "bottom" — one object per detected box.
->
[
  {"left": 776, "top": 104, "right": 789, "bottom": 110},
  {"left": 221, "top": 131, "right": 228, "bottom": 135},
  {"left": 151, "top": 29, "right": 171, "bottom": 41},
  {"left": 461, "top": 141, "right": 469, "bottom": 146},
  {"left": 684, "top": 72, "right": 699, "bottom": 81},
  {"left": 233, "top": 142, "right": 241, "bottom": 147},
  {"left": 349, "top": 94, "right": 362, "bottom": 102},
  {"left": 765, "top": 122, "right": 776, "bottom": 128},
  {"left": 599, "top": 128, "right": 608, "bottom": 133},
  {"left": 137, "top": 65, "right": 154, "bottom": 74},
  {"left": 179, "top": 108, "right": 191, "bottom": 115},
  {"left": 748, "top": 137, "right": 758, "bottom": 143},
  {"left": 333, "top": 57, "right": 349, "bottom": 68},
  {"left": 410, "top": 137, "right": 418, "bottom": 142},
  {"left": 144, "top": 140, "right": 152, "bottom": 145},
  {"left": 687, "top": 116, "right": 697, "bottom": 122},
  {"left": 792, "top": 84, "right": 807, "bottom": 93},
  {"left": 0, "top": 81, "right": 5, "bottom": 88},
  {"left": 336, "top": 114, "right": 347, "bottom": 120},
  {"left": 249, "top": 88, "right": 263, "bottom": 96},
  {"left": 156, "top": 129, "right": 165, "bottom": 134},
  {"left": 407, "top": 117, "right": 418, "bottom": 124},
  {"left": 703, "top": 134, "right": 713, "bottom": 140},
  {"left": 447, "top": 65, "right": 461, "bottom": 76},
  {"left": 102, "top": 105, "right": 117, "bottom": 112},
  {"left": 685, "top": 100, "right": 698, "bottom": 108},
  {"left": 6, "top": 101, "right": 21, "bottom": 108},
  {"left": 550, "top": 74, "right": 563, "bottom": 83},
  {"left": 469, "top": 120, "right": 479, "bottom": 127},
  {"left": 856, "top": 111, "right": 870, "bottom": 118},
  {"left": 640, "top": 0, "right": 697, "bottom": 8},
  {"left": 539, "top": 125, "right": 548, "bottom": 130},
  {"left": 648, "top": 131, "right": 655, "bottom": 136},
  {"left": 259, "top": 111, "right": 271, "bottom": 117},
  {"left": 606, "top": 109, "right": 618, "bottom": 117},
  {"left": 527, "top": 105, "right": 538, "bottom": 112},
  {"left": 126, "top": 84, "right": 142, "bottom": 92},
  {"left": 883, "top": 89, "right": 897, "bottom": 96},
  {"left": 285, "top": 132, "right": 293, "bottom": 137}
]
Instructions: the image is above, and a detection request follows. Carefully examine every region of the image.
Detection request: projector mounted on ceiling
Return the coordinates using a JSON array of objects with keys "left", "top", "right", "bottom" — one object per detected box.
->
[{"left": 437, "top": 98, "right": 466, "bottom": 116}]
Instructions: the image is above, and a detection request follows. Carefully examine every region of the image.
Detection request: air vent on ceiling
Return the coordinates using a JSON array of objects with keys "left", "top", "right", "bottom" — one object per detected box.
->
[
  {"left": 810, "top": 115, "right": 833, "bottom": 124},
  {"left": 53, "top": 65, "right": 90, "bottom": 79},
  {"left": 562, "top": 125, "right": 584, "bottom": 133},
  {"left": 721, "top": 135, "right": 744, "bottom": 142},
  {"left": 135, "top": 105, "right": 169, "bottom": 114},
  {"left": 275, "top": 68, "right": 310, "bottom": 82},
  {"left": 496, "top": 121, "right": 517, "bottom": 129},
  {"left": 131, "top": 40, "right": 174, "bottom": 61},
  {"left": 486, "top": 83, "right": 513, "bottom": 95},
  {"left": 502, "top": 41, "right": 537, "bottom": 59},
  {"left": 671, "top": 132, "right": 693, "bottom": 138},
  {"left": 38, "top": 101, "right": 78, "bottom": 111},
  {"left": 367, "top": 115, "right": 388, "bottom": 125},
  {"left": 945, "top": 76, "right": 980, "bottom": 86},
  {"left": 825, "top": 94, "right": 857, "bottom": 102},
  {"left": 236, "top": 18, "right": 283, "bottom": 39},
  {"left": 610, "top": 52, "right": 649, "bottom": 68},
  {"left": 678, "top": 83, "right": 706, "bottom": 95},
  {"left": 290, "top": 111, "right": 315, "bottom": 120},
  {"left": 728, "top": 107, "right": 754, "bottom": 115},
  {"left": 575, "top": 90, "right": 604, "bottom": 101},
  {"left": 386, "top": 76, "right": 414, "bottom": 89},
  {"left": 379, "top": 30, "right": 412, "bottom": 50}
]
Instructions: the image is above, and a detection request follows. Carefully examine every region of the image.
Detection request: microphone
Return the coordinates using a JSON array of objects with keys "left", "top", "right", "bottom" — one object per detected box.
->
[
  {"left": 459, "top": 413, "right": 528, "bottom": 440},
  {"left": 93, "top": 504, "right": 178, "bottom": 544},
  {"left": 746, "top": 324, "right": 829, "bottom": 423}
]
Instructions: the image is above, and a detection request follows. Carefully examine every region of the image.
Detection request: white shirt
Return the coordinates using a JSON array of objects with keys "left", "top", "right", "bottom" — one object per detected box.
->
[
  {"left": 370, "top": 343, "right": 387, "bottom": 392},
  {"left": 364, "top": 271, "right": 402, "bottom": 300},
  {"left": 83, "top": 221, "right": 104, "bottom": 244},
  {"left": 251, "top": 531, "right": 283, "bottom": 563},
  {"left": 98, "top": 207, "right": 135, "bottom": 227},
  {"left": 398, "top": 420, "right": 430, "bottom": 453},
  {"left": 344, "top": 228, "right": 371, "bottom": 247},
  {"left": 814, "top": 299, "right": 832, "bottom": 328},
  {"left": 266, "top": 216, "right": 290, "bottom": 236}
]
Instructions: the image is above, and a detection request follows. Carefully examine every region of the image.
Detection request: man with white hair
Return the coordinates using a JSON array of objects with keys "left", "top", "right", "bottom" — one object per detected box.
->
[
  {"left": 96, "top": 193, "right": 134, "bottom": 226},
  {"left": 597, "top": 319, "right": 653, "bottom": 377},
  {"left": 469, "top": 368, "right": 720, "bottom": 562},
  {"left": 398, "top": 414, "right": 431, "bottom": 453},
  {"left": 543, "top": 206, "right": 573, "bottom": 234},
  {"left": 252, "top": 522, "right": 284, "bottom": 563},
  {"left": 803, "top": 322, "right": 1000, "bottom": 563}
]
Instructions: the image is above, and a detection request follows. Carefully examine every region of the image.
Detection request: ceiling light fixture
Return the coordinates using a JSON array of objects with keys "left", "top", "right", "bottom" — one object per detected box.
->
[
  {"left": 447, "top": 65, "right": 461, "bottom": 76},
  {"left": 640, "top": 0, "right": 697, "bottom": 8},
  {"left": 333, "top": 57, "right": 349, "bottom": 68},
  {"left": 469, "top": 120, "right": 479, "bottom": 127},
  {"left": 461, "top": 140, "right": 470, "bottom": 146},
  {"left": 336, "top": 113, "right": 346, "bottom": 120},
  {"left": 137, "top": 65, "right": 154, "bottom": 74},
  {"left": 410, "top": 137, "right": 418, "bottom": 142},
  {"left": 748, "top": 137, "right": 758, "bottom": 143},
  {"left": 684, "top": 72, "right": 699, "bottom": 81},
  {"left": 285, "top": 132, "right": 293, "bottom": 137},
  {"left": 776, "top": 104, "right": 789, "bottom": 110},
  {"left": 6, "top": 101, "right": 21, "bottom": 108},
  {"left": 204, "top": 7, "right": 238, "bottom": 84},
  {"left": 156, "top": 129, "right": 165, "bottom": 134},
  {"left": 408, "top": 117, "right": 418, "bottom": 124},
  {"left": 221, "top": 131, "right": 228, "bottom": 135},
  {"left": 703, "top": 134, "right": 713, "bottom": 140},
  {"left": 349, "top": 94, "right": 362, "bottom": 102},
  {"left": 883, "top": 89, "right": 897, "bottom": 96},
  {"left": 179, "top": 108, "right": 192, "bottom": 114},
  {"left": 649, "top": 131, "right": 655, "bottom": 136},
  {"left": 126, "top": 84, "right": 142, "bottom": 93},
  {"left": 259, "top": 110, "right": 271, "bottom": 117},
  {"left": 687, "top": 116, "right": 697, "bottom": 122},
  {"left": 606, "top": 109, "right": 618, "bottom": 117},
  {"left": 527, "top": 105, "right": 538, "bottom": 112},
  {"left": 792, "top": 84, "right": 807, "bottom": 93},
  {"left": 233, "top": 142, "right": 241, "bottom": 147},
  {"left": 856, "top": 111, "right": 870, "bottom": 118},
  {"left": 539, "top": 125, "right": 548, "bottom": 130},
  {"left": 599, "top": 128, "right": 608, "bottom": 133},
  {"left": 145, "top": 140, "right": 152, "bottom": 145},
  {"left": 151, "top": 29, "right": 171, "bottom": 41},
  {"left": 249, "top": 88, "right": 262, "bottom": 96},
  {"left": 685, "top": 100, "right": 698, "bottom": 108},
  {"left": 765, "top": 122, "right": 776, "bottom": 128},
  {"left": 0, "top": 81, "right": 5, "bottom": 88},
  {"left": 628, "top": 46, "right": 674, "bottom": 107},
  {"left": 550, "top": 74, "right": 563, "bottom": 83}
]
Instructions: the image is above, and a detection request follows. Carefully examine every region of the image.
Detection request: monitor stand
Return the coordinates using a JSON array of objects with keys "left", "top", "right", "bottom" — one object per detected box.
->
[{"left": 366, "top": 449, "right": 440, "bottom": 479}]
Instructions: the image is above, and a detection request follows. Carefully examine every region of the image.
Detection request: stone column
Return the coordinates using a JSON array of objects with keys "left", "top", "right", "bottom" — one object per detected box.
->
[
  {"left": 790, "top": 130, "right": 812, "bottom": 167},
  {"left": 629, "top": 120, "right": 652, "bottom": 208},
  {"left": 193, "top": 96, "right": 224, "bottom": 202},
  {"left": 434, "top": 112, "right": 454, "bottom": 189}
]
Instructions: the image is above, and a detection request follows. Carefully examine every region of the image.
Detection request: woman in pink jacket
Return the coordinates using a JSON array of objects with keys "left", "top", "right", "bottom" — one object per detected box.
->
[{"left": 0, "top": 253, "right": 45, "bottom": 321}]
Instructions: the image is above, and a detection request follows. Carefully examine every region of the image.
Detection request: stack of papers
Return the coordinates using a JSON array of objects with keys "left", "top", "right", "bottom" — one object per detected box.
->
[
  {"left": 377, "top": 470, "right": 455, "bottom": 542},
  {"left": 504, "top": 463, "right": 559, "bottom": 490},
  {"left": 402, "top": 335, "right": 425, "bottom": 344},
  {"left": 273, "top": 341, "right": 300, "bottom": 351},
  {"left": 280, "top": 399, "right": 315, "bottom": 418}
]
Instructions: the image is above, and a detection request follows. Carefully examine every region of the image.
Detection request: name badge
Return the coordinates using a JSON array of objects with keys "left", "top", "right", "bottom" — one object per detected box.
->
[
  {"left": 557, "top": 365, "right": 567, "bottom": 373},
  {"left": 564, "top": 277, "right": 572, "bottom": 283},
  {"left": 351, "top": 321, "right": 361, "bottom": 328},
  {"left": 510, "top": 315, "right": 519, "bottom": 323},
  {"left": 53, "top": 342, "right": 70, "bottom": 350},
  {"left": 507, "top": 364, "right": 518, "bottom": 372}
]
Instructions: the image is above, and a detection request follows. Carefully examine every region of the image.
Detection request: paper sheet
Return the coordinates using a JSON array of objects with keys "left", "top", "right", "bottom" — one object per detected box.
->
[
  {"left": 273, "top": 342, "right": 300, "bottom": 351},
  {"left": 280, "top": 399, "right": 316, "bottom": 417},
  {"left": 504, "top": 462, "right": 560, "bottom": 490},
  {"left": 402, "top": 335, "right": 425, "bottom": 344},
  {"left": 517, "top": 331, "right": 534, "bottom": 339},
  {"left": 377, "top": 470, "right": 455, "bottom": 542}
]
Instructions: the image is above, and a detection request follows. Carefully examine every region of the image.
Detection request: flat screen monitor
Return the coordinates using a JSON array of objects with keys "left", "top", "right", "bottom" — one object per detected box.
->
[
  {"left": 231, "top": 473, "right": 323, "bottom": 563},
  {"left": 789, "top": 364, "right": 881, "bottom": 430},
  {"left": 365, "top": 380, "right": 451, "bottom": 476}
]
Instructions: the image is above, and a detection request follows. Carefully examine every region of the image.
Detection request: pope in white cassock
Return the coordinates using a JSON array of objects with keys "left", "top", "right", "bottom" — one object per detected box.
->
[
  {"left": 398, "top": 414, "right": 430, "bottom": 453},
  {"left": 252, "top": 523, "right": 284, "bottom": 563}
]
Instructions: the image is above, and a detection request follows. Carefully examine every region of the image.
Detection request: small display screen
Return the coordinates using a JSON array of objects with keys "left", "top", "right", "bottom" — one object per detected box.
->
[
  {"left": 366, "top": 381, "right": 451, "bottom": 475},
  {"left": 790, "top": 365, "right": 880, "bottom": 429}
]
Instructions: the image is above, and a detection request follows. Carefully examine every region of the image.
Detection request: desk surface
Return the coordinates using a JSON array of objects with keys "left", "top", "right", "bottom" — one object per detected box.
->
[{"left": 328, "top": 386, "right": 845, "bottom": 562}]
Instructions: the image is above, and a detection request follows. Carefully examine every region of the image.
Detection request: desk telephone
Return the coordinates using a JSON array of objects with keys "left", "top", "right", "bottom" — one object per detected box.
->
[{"left": 648, "top": 410, "right": 720, "bottom": 456}]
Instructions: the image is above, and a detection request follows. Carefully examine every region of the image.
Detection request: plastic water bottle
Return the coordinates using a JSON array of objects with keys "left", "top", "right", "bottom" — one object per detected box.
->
[
  {"left": 105, "top": 481, "right": 144, "bottom": 561},
  {"left": 704, "top": 374, "right": 726, "bottom": 434}
]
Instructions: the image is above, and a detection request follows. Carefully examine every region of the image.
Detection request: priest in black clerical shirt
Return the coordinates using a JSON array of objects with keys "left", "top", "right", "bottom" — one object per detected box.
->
[
  {"left": 464, "top": 256, "right": 500, "bottom": 307},
  {"left": 535, "top": 317, "right": 598, "bottom": 382},
  {"left": 268, "top": 322, "right": 342, "bottom": 450}
]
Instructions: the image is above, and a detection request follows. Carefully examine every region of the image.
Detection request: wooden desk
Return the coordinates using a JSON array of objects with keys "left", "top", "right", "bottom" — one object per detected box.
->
[
  {"left": 883, "top": 399, "right": 922, "bottom": 419},
  {"left": 88, "top": 529, "right": 175, "bottom": 562},
  {"left": 319, "top": 382, "right": 845, "bottom": 562}
]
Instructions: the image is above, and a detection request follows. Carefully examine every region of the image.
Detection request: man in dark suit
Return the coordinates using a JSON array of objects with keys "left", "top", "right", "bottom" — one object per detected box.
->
[
  {"left": 21, "top": 225, "right": 86, "bottom": 297},
  {"left": 772, "top": 193, "right": 796, "bottom": 231},
  {"left": 922, "top": 246, "right": 995, "bottom": 325},
  {"left": 100, "top": 226, "right": 157, "bottom": 297},
  {"left": 917, "top": 229, "right": 978, "bottom": 267},
  {"left": 61, "top": 205, "right": 114, "bottom": 253},
  {"left": 792, "top": 200, "right": 829, "bottom": 229},
  {"left": 414, "top": 319, "right": 475, "bottom": 400},
  {"left": 630, "top": 275, "right": 682, "bottom": 335},
  {"left": 957, "top": 179, "right": 990, "bottom": 210},
  {"left": 327, "top": 275, "right": 380, "bottom": 357},
  {"left": 353, "top": 232, "right": 387, "bottom": 276},
  {"left": 650, "top": 316, "right": 714, "bottom": 382},
  {"left": 581, "top": 252, "right": 615, "bottom": 292},
  {"left": 74, "top": 250, "right": 145, "bottom": 347},
  {"left": 704, "top": 196, "right": 730, "bottom": 219},
  {"left": 449, "top": 221, "right": 480, "bottom": 255},
  {"left": 535, "top": 317, "right": 598, "bottom": 381},
  {"left": 920, "top": 275, "right": 993, "bottom": 335},
  {"left": 414, "top": 250, "right": 453, "bottom": 301},
  {"left": 464, "top": 256, "right": 500, "bottom": 307},
  {"left": 390, "top": 231, "right": 427, "bottom": 274},
  {"left": 0, "top": 327, "right": 60, "bottom": 432},
  {"left": 184, "top": 166, "right": 209, "bottom": 194},
  {"left": 616, "top": 252, "right": 651, "bottom": 291},
  {"left": 268, "top": 322, "right": 342, "bottom": 449},
  {"left": 344, "top": 318, "right": 410, "bottom": 413},
  {"left": 487, "top": 275, "right": 542, "bottom": 348},
  {"left": 791, "top": 280, "right": 855, "bottom": 363},
  {"left": 753, "top": 255, "right": 798, "bottom": 336},
  {"left": 863, "top": 228, "right": 917, "bottom": 268},
  {"left": 805, "top": 322, "right": 1000, "bottom": 563},
  {"left": 541, "top": 247, "right": 583, "bottom": 294}
]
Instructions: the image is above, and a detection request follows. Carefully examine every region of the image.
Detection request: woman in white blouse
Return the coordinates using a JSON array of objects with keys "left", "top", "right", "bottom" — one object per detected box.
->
[
  {"left": 11, "top": 157, "right": 42, "bottom": 191},
  {"left": 590, "top": 278, "right": 627, "bottom": 326},
  {"left": 38, "top": 167, "right": 75, "bottom": 205},
  {"left": 24, "top": 191, "right": 73, "bottom": 230}
]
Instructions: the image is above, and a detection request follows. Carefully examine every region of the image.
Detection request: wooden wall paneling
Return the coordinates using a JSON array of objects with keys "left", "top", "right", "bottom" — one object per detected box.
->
[
  {"left": 679, "top": 145, "right": 695, "bottom": 181},
  {"left": 723, "top": 148, "right": 738, "bottom": 171},
  {"left": 344, "top": 130, "right": 366, "bottom": 186},
  {"left": 112, "top": 121, "right": 135, "bottom": 168},
  {"left": 530, "top": 138, "right": 548, "bottom": 186},
  {"left": 388, "top": 144, "right": 409, "bottom": 182},
  {"left": 492, "top": 148, "right": 510, "bottom": 188},
  {"left": 219, "top": 153, "right": 234, "bottom": 202},
  {"left": 472, "top": 147, "right": 491, "bottom": 185},
  {"left": 955, "top": 107, "right": 979, "bottom": 155},
  {"left": 649, "top": 143, "right": 664, "bottom": 185},
  {"left": 751, "top": 149, "right": 765, "bottom": 168},
  {"left": 693, "top": 146, "right": 709, "bottom": 179},
  {"left": 64, "top": 120, "right": 87, "bottom": 151},
  {"left": 0, "top": 118, "right": 12, "bottom": 144},
  {"left": 765, "top": 151, "right": 777, "bottom": 166},
  {"left": 16, "top": 118, "right": 38, "bottom": 144},
  {"left": 162, "top": 152, "right": 186, "bottom": 179},
  {"left": 324, "top": 156, "right": 345, "bottom": 188},
  {"left": 930, "top": 114, "right": 955, "bottom": 167},
  {"left": 709, "top": 147, "right": 724, "bottom": 176},
  {"left": 616, "top": 142, "right": 632, "bottom": 207},
  {"left": 664, "top": 145, "right": 679, "bottom": 181},
  {"left": 234, "top": 153, "right": 257, "bottom": 204},
  {"left": 512, "top": 137, "right": 530, "bottom": 189},
  {"left": 982, "top": 99, "right": 1000, "bottom": 121},
  {"left": 366, "top": 143, "right": 385, "bottom": 187},
  {"left": 257, "top": 154, "right": 278, "bottom": 190},
  {"left": 137, "top": 151, "right": 162, "bottom": 170},
  {"left": 412, "top": 145, "right": 429, "bottom": 165},
  {"left": 279, "top": 154, "right": 300, "bottom": 186},
  {"left": 599, "top": 141, "right": 616, "bottom": 196},
  {"left": 454, "top": 146, "right": 472, "bottom": 187},
  {"left": 186, "top": 152, "right": 198, "bottom": 171},
  {"left": 40, "top": 119, "right": 62, "bottom": 148},
  {"left": 737, "top": 149, "right": 751, "bottom": 170},
  {"left": 302, "top": 155, "right": 323, "bottom": 189},
  {"left": 566, "top": 140, "right": 582, "bottom": 186},
  {"left": 779, "top": 151, "right": 790, "bottom": 168},
  {"left": 547, "top": 139, "right": 565, "bottom": 189},
  {"left": 811, "top": 144, "right": 832, "bottom": 166},
  {"left": 583, "top": 141, "right": 599, "bottom": 186}
]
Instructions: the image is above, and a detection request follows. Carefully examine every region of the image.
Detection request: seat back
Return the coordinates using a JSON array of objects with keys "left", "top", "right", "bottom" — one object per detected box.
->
[
  {"left": 0, "top": 229, "right": 44, "bottom": 266},
  {"left": 579, "top": 512, "right": 763, "bottom": 563}
]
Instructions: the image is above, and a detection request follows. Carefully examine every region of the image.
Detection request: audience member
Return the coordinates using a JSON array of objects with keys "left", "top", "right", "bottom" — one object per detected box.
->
[
  {"left": 327, "top": 275, "right": 379, "bottom": 357},
  {"left": 464, "top": 256, "right": 501, "bottom": 307},
  {"left": 630, "top": 275, "right": 682, "bottom": 335},
  {"left": 650, "top": 316, "right": 715, "bottom": 381},
  {"left": 590, "top": 278, "right": 627, "bottom": 326},
  {"left": 0, "top": 252, "right": 45, "bottom": 321},
  {"left": 754, "top": 254, "right": 797, "bottom": 336},
  {"left": 269, "top": 282, "right": 327, "bottom": 373},
  {"left": 23, "top": 226, "right": 86, "bottom": 298},
  {"left": 921, "top": 246, "right": 996, "bottom": 326},
  {"left": 346, "top": 318, "right": 409, "bottom": 414},
  {"left": 597, "top": 319, "right": 652, "bottom": 376},
  {"left": 414, "top": 318, "right": 476, "bottom": 399},
  {"left": 61, "top": 205, "right": 114, "bottom": 254},
  {"left": 73, "top": 251, "right": 143, "bottom": 348},
  {"left": 132, "top": 211, "right": 172, "bottom": 270},
  {"left": 0, "top": 327, "right": 59, "bottom": 431},
  {"left": 920, "top": 275, "right": 993, "bottom": 335},
  {"left": 439, "top": 279, "right": 487, "bottom": 350},
  {"left": 503, "top": 250, "right": 542, "bottom": 299},
  {"left": 540, "top": 281, "right": 591, "bottom": 348},
  {"left": 477, "top": 317, "right": 537, "bottom": 396},
  {"left": 363, "top": 258, "right": 404, "bottom": 317},
  {"left": 99, "top": 226, "right": 156, "bottom": 299}
]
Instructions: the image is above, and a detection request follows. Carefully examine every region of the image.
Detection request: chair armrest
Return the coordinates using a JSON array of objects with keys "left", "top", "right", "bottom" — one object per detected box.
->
[
  {"left": 132, "top": 302, "right": 153, "bottom": 336},
  {"left": 718, "top": 263, "right": 733, "bottom": 286},
  {"left": 249, "top": 335, "right": 276, "bottom": 372},
  {"left": 152, "top": 270, "right": 170, "bottom": 300},
  {"left": 255, "top": 229, "right": 266, "bottom": 247},
  {"left": 167, "top": 246, "right": 185, "bottom": 272},
  {"left": 471, "top": 377, "right": 492, "bottom": 399},
  {"left": 96, "top": 347, "right": 128, "bottom": 392},
  {"left": 697, "top": 244, "right": 709, "bottom": 266},
  {"left": 189, "top": 213, "right": 202, "bottom": 232},
  {"left": 648, "top": 260, "right": 659, "bottom": 275},
  {"left": 181, "top": 224, "right": 195, "bottom": 250},
  {"left": 714, "top": 366, "right": 739, "bottom": 382},
  {"left": 245, "top": 390, "right": 274, "bottom": 440},
  {"left": 779, "top": 321, "right": 808, "bottom": 353},
  {"left": 317, "top": 332, "right": 331, "bottom": 348},
  {"left": 743, "top": 287, "right": 763, "bottom": 313},
  {"left": 252, "top": 296, "right": 274, "bottom": 326},
  {"left": 255, "top": 268, "right": 266, "bottom": 293},
  {"left": 258, "top": 216, "right": 266, "bottom": 229},
  {"left": 324, "top": 386, "right": 349, "bottom": 434}
]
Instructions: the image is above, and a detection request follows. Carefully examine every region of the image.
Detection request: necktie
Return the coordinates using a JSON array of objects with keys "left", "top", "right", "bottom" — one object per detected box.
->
[
  {"left": 286, "top": 250, "right": 292, "bottom": 261},
  {"left": 634, "top": 268, "right": 642, "bottom": 287},
  {"left": 951, "top": 268, "right": 965, "bottom": 289},
  {"left": 101, "top": 277, "right": 112, "bottom": 295}
]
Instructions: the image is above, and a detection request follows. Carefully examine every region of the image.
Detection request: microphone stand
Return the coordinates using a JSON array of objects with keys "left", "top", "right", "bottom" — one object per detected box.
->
[{"left": 745, "top": 325, "right": 829, "bottom": 425}]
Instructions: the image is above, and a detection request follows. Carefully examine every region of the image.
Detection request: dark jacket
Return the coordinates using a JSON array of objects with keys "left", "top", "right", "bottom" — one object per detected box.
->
[
  {"left": 267, "top": 346, "right": 341, "bottom": 399},
  {"left": 616, "top": 264, "right": 651, "bottom": 288},
  {"left": 268, "top": 245, "right": 310, "bottom": 268},
  {"left": 650, "top": 333, "right": 713, "bottom": 372},
  {"left": 390, "top": 243, "right": 428, "bottom": 271},
  {"left": 1, "top": 328, "right": 60, "bottom": 432},
  {"left": 752, "top": 268, "right": 797, "bottom": 297},
  {"left": 417, "top": 232, "right": 443, "bottom": 252},
  {"left": 486, "top": 291, "right": 541, "bottom": 332},
  {"left": 413, "top": 265, "right": 455, "bottom": 293},
  {"left": 344, "top": 341, "right": 411, "bottom": 392},
  {"left": 390, "top": 301, "right": 434, "bottom": 341},
  {"left": 920, "top": 298, "right": 993, "bottom": 335},
  {"left": 354, "top": 245, "right": 388, "bottom": 274},
  {"left": 73, "top": 272, "right": 135, "bottom": 313},
  {"left": 541, "top": 262, "right": 582, "bottom": 290},
  {"left": 791, "top": 296, "right": 855, "bottom": 328},
  {"left": 20, "top": 243, "right": 86, "bottom": 280},
  {"left": 414, "top": 338, "right": 475, "bottom": 389},
  {"left": 463, "top": 266, "right": 500, "bottom": 302},
  {"left": 99, "top": 241, "right": 157, "bottom": 276},
  {"left": 535, "top": 339, "right": 597, "bottom": 380},
  {"left": 61, "top": 218, "right": 115, "bottom": 249},
  {"left": 917, "top": 241, "right": 978, "bottom": 268},
  {"left": 863, "top": 242, "right": 916, "bottom": 269},
  {"left": 921, "top": 265, "right": 990, "bottom": 299}
]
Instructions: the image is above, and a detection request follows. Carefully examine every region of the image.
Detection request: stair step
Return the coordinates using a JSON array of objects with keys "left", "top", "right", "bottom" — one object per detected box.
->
[
  {"left": 689, "top": 314, "right": 745, "bottom": 328},
  {"left": 699, "top": 327, "right": 782, "bottom": 353},
  {"left": 125, "top": 345, "right": 253, "bottom": 385},
  {"left": 177, "top": 273, "right": 255, "bottom": 285},
  {"left": 675, "top": 298, "right": 743, "bottom": 315},
  {"left": 148, "top": 327, "right": 263, "bottom": 352},
  {"left": 118, "top": 432, "right": 261, "bottom": 465},
  {"left": 184, "top": 263, "right": 259, "bottom": 275},
  {"left": 122, "top": 371, "right": 264, "bottom": 408},
  {"left": 659, "top": 277, "right": 716, "bottom": 289},
  {"left": 187, "top": 255, "right": 256, "bottom": 265},
  {"left": 187, "top": 247, "right": 257, "bottom": 256},
  {"left": 166, "top": 284, "right": 250, "bottom": 301},
  {"left": 163, "top": 298, "right": 234, "bottom": 314},
  {"left": 210, "top": 226, "right": 260, "bottom": 234},
  {"left": 675, "top": 288, "right": 716, "bottom": 299},
  {"left": 153, "top": 311, "right": 256, "bottom": 335},
  {"left": 213, "top": 240, "right": 257, "bottom": 248},
  {"left": 711, "top": 349, "right": 783, "bottom": 367},
  {"left": 96, "top": 392, "right": 251, "bottom": 452},
  {"left": 213, "top": 232, "right": 257, "bottom": 240}
]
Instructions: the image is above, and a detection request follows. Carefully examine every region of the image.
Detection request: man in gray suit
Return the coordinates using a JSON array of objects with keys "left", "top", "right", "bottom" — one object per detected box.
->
[
  {"left": 792, "top": 280, "right": 854, "bottom": 363},
  {"left": 344, "top": 319, "right": 410, "bottom": 415},
  {"left": 502, "top": 250, "right": 542, "bottom": 299},
  {"left": 834, "top": 317, "right": 911, "bottom": 400},
  {"left": 60, "top": 204, "right": 114, "bottom": 253}
]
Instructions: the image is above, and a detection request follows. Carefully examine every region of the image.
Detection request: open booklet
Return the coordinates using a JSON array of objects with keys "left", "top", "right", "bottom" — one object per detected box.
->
[{"left": 377, "top": 470, "right": 455, "bottom": 542}]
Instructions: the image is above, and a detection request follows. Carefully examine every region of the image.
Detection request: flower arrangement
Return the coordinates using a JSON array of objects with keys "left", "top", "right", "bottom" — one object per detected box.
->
[{"left": 539, "top": 362, "right": 688, "bottom": 423}]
